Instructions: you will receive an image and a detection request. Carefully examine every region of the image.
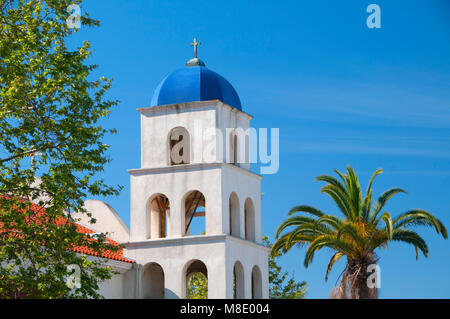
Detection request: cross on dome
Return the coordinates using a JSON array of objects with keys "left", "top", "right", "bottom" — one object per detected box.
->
[
  {"left": 190, "top": 37, "right": 201, "bottom": 59},
  {"left": 186, "top": 37, "right": 206, "bottom": 67}
]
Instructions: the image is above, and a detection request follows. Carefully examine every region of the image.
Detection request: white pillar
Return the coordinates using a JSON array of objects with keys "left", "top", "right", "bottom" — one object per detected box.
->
[
  {"left": 169, "top": 197, "right": 183, "bottom": 238},
  {"left": 244, "top": 264, "right": 252, "bottom": 299},
  {"left": 224, "top": 261, "right": 234, "bottom": 299},
  {"left": 239, "top": 199, "right": 246, "bottom": 239},
  {"left": 164, "top": 262, "right": 183, "bottom": 299}
]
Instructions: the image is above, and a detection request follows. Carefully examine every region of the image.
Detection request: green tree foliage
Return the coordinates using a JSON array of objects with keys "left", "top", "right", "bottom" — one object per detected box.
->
[
  {"left": 263, "top": 236, "right": 307, "bottom": 299},
  {"left": 0, "top": 0, "right": 120, "bottom": 298},
  {"left": 272, "top": 166, "right": 448, "bottom": 299},
  {"left": 187, "top": 273, "right": 208, "bottom": 299}
]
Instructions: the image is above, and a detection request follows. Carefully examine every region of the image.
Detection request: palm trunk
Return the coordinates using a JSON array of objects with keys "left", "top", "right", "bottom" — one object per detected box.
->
[{"left": 331, "top": 254, "right": 378, "bottom": 299}]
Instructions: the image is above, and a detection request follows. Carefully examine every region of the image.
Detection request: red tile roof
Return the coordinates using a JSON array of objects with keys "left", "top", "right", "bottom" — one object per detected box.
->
[
  {"left": 71, "top": 221, "right": 134, "bottom": 264},
  {"left": 0, "top": 198, "right": 134, "bottom": 264}
]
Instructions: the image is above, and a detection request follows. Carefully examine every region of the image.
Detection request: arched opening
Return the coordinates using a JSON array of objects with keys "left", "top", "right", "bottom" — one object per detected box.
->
[
  {"left": 230, "top": 131, "right": 239, "bottom": 166},
  {"left": 251, "top": 266, "right": 263, "bottom": 299},
  {"left": 233, "top": 261, "right": 245, "bottom": 299},
  {"left": 169, "top": 127, "right": 190, "bottom": 165},
  {"left": 141, "top": 262, "right": 165, "bottom": 299},
  {"left": 184, "top": 190, "right": 206, "bottom": 236},
  {"left": 185, "top": 259, "right": 208, "bottom": 299},
  {"left": 146, "top": 194, "right": 170, "bottom": 239},
  {"left": 244, "top": 198, "right": 255, "bottom": 242},
  {"left": 229, "top": 192, "right": 240, "bottom": 238}
]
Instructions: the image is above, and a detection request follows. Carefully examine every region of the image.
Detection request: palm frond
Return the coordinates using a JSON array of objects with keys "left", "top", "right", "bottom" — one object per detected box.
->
[
  {"left": 316, "top": 214, "right": 344, "bottom": 230},
  {"left": 393, "top": 209, "right": 448, "bottom": 239},
  {"left": 376, "top": 211, "right": 393, "bottom": 241},
  {"left": 392, "top": 228, "right": 429, "bottom": 259},
  {"left": 304, "top": 234, "right": 336, "bottom": 267},
  {"left": 285, "top": 223, "right": 334, "bottom": 248},
  {"left": 334, "top": 169, "right": 349, "bottom": 191},
  {"left": 362, "top": 168, "right": 382, "bottom": 221},
  {"left": 336, "top": 222, "right": 363, "bottom": 246},
  {"left": 369, "top": 188, "right": 407, "bottom": 223},
  {"left": 272, "top": 166, "right": 447, "bottom": 291},
  {"left": 320, "top": 185, "right": 353, "bottom": 219},
  {"left": 325, "top": 252, "right": 345, "bottom": 282},
  {"left": 361, "top": 187, "right": 373, "bottom": 222},
  {"left": 346, "top": 166, "right": 362, "bottom": 220},
  {"left": 366, "top": 228, "right": 389, "bottom": 251},
  {"left": 274, "top": 215, "right": 319, "bottom": 239},
  {"left": 366, "top": 168, "right": 383, "bottom": 195},
  {"left": 305, "top": 234, "right": 357, "bottom": 267},
  {"left": 271, "top": 232, "right": 313, "bottom": 255},
  {"left": 287, "top": 205, "right": 324, "bottom": 217},
  {"left": 316, "top": 175, "right": 348, "bottom": 197}
]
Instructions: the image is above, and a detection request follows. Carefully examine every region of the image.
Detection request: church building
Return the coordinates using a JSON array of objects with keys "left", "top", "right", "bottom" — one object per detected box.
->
[{"left": 79, "top": 39, "right": 269, "bottom": 299}]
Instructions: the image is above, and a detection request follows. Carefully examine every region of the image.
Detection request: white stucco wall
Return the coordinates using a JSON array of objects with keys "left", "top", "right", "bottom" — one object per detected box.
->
[
  {"left": 124, "top": 234, "right": 268, "bottom": 299},
  {"left": 221, "top": 164, "right": 262, "bottom": 243},
  {"left": 129, "top": 164, "right": 224, "bottom": 241},
  {"left": 138, "top": 100, "right": 253, "bottom": 168},
  {"left": 125, "top": 235, "right": 227, "bottom": 299},
  {"left": 98, "top": 273, "right": 125, "bottom": 299},
  {"left": 225, "top": 237, "right": 269, "bottom": 299},
  {"left": 74, "top": 199, "right": 130, "bottom": 243},
  {"left": 139, "top": 102, "right": 217, "bottom": 168},
  {"left": 97, "top": 260, "right": 136, "bottom": 299},
  {"left": 216, "top": 103, "right": 252, "bottom": 170},
  {"left": 98, "top": 100, "right": 268, "bottom": 299}
]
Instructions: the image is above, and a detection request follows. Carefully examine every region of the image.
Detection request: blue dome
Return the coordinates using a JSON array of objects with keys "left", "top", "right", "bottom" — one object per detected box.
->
[{"left": 151, "top": 66, "right": 242, "bottom": 110}]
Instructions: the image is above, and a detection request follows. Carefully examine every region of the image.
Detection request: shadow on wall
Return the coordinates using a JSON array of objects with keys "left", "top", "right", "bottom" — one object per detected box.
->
[{"left": 164, "top": 289, "right": 179, "bottom": 299}]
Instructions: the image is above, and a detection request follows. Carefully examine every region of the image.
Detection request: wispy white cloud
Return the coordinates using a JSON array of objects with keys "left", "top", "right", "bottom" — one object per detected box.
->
[
  {"left": 282, "top": 141, "right": 450, "bottom": 158},
  {"left": 244, "top": 74, "right": 450, "bottom": 129}
]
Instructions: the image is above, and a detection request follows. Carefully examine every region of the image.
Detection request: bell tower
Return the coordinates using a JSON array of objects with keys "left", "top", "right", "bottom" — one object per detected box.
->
[{"left": 124, "top": 42, "right": 269, "bottom": 299}]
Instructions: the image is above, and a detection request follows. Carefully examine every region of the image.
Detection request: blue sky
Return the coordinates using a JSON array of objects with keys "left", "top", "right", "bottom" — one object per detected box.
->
[{"left": 71, "top": 0, "right": 450, "bottom": 298}]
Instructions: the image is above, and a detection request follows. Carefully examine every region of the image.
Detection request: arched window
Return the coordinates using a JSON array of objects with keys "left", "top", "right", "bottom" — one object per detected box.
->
[
  {"left": 244, "top": 198, "right": 255, "bottom": 242},
  {"left": 141, "top": 262, "right": 165, "bottom": 299},
  {"left": 229, "top": 192, "right": 240, "bottom": 238},
  {"left": 184, "top": 190, "right": 206, "bottom": 236},
  {"left": 184, "top": 259, "right": 208, "bottom": 299},
  {"left": 146, "top": 194, "right": 170, "bottom": 239},
  {"left": 251, "top": 266, "right": 263, "bottom": 299},
  {"left": 233, "top": 261, "right": 245, "bottom": 299},
  {"left": 230, "top": 131, "right": 238, "bottom": 166},
  {"left": 169, "top": 127, "right": 190, "bottom": 165}
]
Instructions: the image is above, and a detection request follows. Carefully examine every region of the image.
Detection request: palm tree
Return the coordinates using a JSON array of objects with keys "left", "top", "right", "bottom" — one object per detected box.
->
[{"left": 272, "top": 166, "right": 447, "bottom": 299}]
